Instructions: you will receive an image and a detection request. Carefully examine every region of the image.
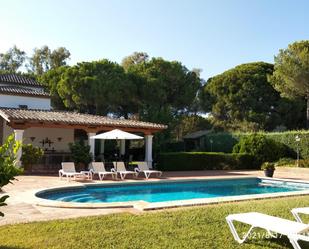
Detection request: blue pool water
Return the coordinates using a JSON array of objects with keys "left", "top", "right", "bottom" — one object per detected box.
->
[{"left": 37, "top": 178, "right": 309, "bottom": 203}]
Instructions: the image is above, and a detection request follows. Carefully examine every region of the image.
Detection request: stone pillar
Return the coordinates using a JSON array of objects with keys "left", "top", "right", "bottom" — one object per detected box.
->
[
  {"left": 144, "top": 134, "right": 153, "bottom": 168},
  {"left": 88, "top": 132, "right": 96, "bottom": 160},
  {"left": 14, "top": 129, "right": 24, "bottom": 167},
  {"left": 120, "top": 140, "right": 126, "bottom": 156}
]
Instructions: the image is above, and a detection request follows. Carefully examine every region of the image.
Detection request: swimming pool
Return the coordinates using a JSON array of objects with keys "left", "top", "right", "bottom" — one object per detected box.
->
[{"left": 36, "top": 178, "right": 309, "bottom": 207}]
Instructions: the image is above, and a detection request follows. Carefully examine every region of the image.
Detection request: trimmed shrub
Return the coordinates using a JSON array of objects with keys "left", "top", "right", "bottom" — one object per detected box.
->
[
  {"left": 157, "top": 152, "right": 256, "bottom": 171},
  {"left": 204, "top": 130, "right": 309, "bottom": 158},
  {"left": 232, "top": 134, "right": 288, "bottom": 165},
  {"left": 266, "top": 131, "right": 306, "bottom": 158},
  {"left": 161, "top": 141, "right": 185, "bottom": 152}
]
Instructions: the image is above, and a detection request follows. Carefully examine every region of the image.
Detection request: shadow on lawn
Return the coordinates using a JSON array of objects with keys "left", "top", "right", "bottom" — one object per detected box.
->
[
  {"left": 250, "top": 235, "right": 309, "bottom": 248},
  {"left": 0, "top": 246, "right": 29, "bottom": 249}
]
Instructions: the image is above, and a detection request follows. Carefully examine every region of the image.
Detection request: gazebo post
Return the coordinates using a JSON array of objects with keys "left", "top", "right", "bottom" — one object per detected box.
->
[
  {"left": 100, "top": 139, "right": 105, "bottom": 158},
  {"left": 120, "top": 140, "right": 126, "bottom": 156},
  {"left": 14, "top": 129, "right": 24, "bottom": 167},
  {"left": 88, "top": 132, "right": 96, "bottom": 160},
  {"left": 145, "top": 134, "right": 153, "bottom": 168}
]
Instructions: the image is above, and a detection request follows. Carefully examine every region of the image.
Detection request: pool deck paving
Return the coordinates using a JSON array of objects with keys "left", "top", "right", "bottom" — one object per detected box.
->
[{"left": 1, "top": 168, "right": 309, "bottom": 226}]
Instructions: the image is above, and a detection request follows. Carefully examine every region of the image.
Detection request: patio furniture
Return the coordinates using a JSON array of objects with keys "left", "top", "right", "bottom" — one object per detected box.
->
[
  {"left": 59, "top": 162, "right": 91, "bottom": 181},
  {"left": 226, "top": 212, "right": 309, "bottom": 249},
  {"left": 292, "top": 207, "right": 309, "bottom": 223},
  {"left": 112, "top": 161, "right": 138, "bottom": 180},
  {"left": 90, "top": 162, "right": 116, "bottom": 180},
  {"left": 134, "top": 161, "right": 162, "bottom": 179}
]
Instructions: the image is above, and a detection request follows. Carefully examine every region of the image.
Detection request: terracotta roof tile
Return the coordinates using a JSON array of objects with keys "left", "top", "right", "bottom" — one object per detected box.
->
[
  {"left": 0, "top": 74, "right": 42, "bottom": 87},
  {"left": 0, "top": 85, "right": 50, "bottom": 97},
  {"left": 0, "top": 108, "right": 167, "bottom": 130}
]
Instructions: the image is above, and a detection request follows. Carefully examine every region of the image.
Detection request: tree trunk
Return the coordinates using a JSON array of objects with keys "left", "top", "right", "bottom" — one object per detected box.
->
[{"left": 307, "top": 95, "right": 309, "bottom": 129}]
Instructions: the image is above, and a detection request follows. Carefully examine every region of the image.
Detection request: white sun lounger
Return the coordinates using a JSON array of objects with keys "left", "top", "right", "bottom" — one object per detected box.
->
[
  {"left": 59, "top": 162, "right": 91, "bottom": 181},
  {"left": 226, "top": 212, "right": 309, "bottom": 249},
  {"left": 292, "top": 207, "right": 309, "bottom": 223},
  {"left": 90, "top": 162, "right": 116, "bottom": 180},
  {"left": 112, "top": 161, "right": 138, "bottom": 180},
  {"left": 134, "top": 161, "right": 162, "bottom": 179}
]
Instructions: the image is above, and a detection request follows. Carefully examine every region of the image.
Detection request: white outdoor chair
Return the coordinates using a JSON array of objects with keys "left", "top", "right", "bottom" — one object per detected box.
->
[
  {"left": 292, "top": 207, "right": 309, "bottom": 223},
  {"left": 59, "top": 162, "right": 91, "bottom": 181},
  {"left": 134, "top": 161, "right": 162, "bottom": 179},
  {"left": 112, "top": 161, "right": 138, "bottom": 180},
  {"left": 90, "top": 162, "right": 116, "bottom": 180},
  {"left": 226, "top": 212, "right": 309, "bottom": 249}
]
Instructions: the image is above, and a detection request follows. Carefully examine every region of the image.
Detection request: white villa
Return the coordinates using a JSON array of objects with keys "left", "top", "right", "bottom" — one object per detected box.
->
[{"left": 0, "top": 74, "right": 166, "bottom": 171}]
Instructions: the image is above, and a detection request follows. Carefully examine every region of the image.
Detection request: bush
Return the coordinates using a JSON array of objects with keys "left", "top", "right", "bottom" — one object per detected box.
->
[
  {"left": 298, "top": 159, "right": 309, "bottom": 168},
  {"left": 0, "top": 134, "right": 22, "bottom": 188},
  {"left": 157, "top": 152, "right": 255, "bottom": 171},
  {"left": 275, "top": 157, "right": 295, "bottom": 167},
  {"left": 204, "top": 130, "right": 309, "bottom": 158},
  {"left": 21, "top": 144, "right": 44, "bottom": 172},
  {"left": 69, "top": 141, "right": 92, "bottom": 170},
  {"left": 232, "top": 134, "right": 287, "bottom": 165},
  {"left": 261, "top": 162, "right": 276, "bottom": 171},
  {"left": 0, "top": 134, "right": 23, "bottom": 216},
  {"left": 161, "top": 141, "right": 185, "bottom": 152}
]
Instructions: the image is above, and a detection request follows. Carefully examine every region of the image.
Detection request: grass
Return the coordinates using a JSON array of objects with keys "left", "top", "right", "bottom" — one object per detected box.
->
[{"left": 1, "top": 196, "right": 309, "bottom": 249}]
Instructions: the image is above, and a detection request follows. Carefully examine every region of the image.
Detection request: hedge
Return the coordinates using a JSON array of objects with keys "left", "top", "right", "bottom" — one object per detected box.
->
[
  {"left": 160, "top": 141, "right": 185, "bottom": 152},
  {"left": 157, "top": 152, "right": 256, "bottom": 171},
  {"left": 204, "top": 130, "right": 309, "bottom": 159}
]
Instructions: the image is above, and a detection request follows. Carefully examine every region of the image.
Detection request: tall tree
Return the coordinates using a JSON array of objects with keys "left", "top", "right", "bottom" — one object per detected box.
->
[
  {"left": 0, "top": 45, "right": 26, "bottom": 72},
  {"left": 173, "top": 115, "right": 212, "bottom": 141},
  {"left": 128, "top": 57, "right": 202, "bottom": 144},
  {"left": 270, "top": 40, "right": 309, "bottom": 128},
  {"left": 29, "top": 46, "right": 70, "bottom": 75},
  {"left": 39, "top": 66, "right": 69, "bottom": 110},
  {"left": 29, "top": 46, "right": 51, "bottom": 75},
  {"left": 56, "top": 60, "right": 138, "bottom": 117},
  {"left": 50, "top": 47, "right": 71, "bottom": 68},
  {"left": 200, "top": 62, "right": 283, "bottom": 131},
  {"left": 121, "top": 52, "right": 149, "bottom": 71},
  {"left": 129, "top": 58, "right": 201, "bottom": 120}
]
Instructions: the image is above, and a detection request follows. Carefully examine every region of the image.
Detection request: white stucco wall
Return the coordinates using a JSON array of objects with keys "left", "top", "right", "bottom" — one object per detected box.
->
[
  {"left": 2, "top": 121, "right": 13, "bottom": 143},
  {"left": 0, "top": 94, "right": 51, "bottom": 110},
  {"left": 1, "top": 122, "right": 74, "bottom": 152},
  {"left": 23, "top": 128, "right": 74, "bottom": 152}
]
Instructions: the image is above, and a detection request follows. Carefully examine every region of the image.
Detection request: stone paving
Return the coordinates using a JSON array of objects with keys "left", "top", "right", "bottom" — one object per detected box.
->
[{"left": 1, "top": 168, "right": 309, "bottom": 226}]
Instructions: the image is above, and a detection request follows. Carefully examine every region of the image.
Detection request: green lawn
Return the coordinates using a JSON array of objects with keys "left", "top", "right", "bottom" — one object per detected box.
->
[{"left": 1, "top": 196, "right": 309, "bottom": 249}]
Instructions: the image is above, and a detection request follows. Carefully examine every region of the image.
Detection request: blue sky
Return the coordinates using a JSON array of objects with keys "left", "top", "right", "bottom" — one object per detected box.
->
[{"left": 0, "top": 0, "right": 308, "bottom": 80}]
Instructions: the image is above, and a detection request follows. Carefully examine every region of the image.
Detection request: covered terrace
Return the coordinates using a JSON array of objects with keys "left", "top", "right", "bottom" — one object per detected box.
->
[{"left": 0, "top": 107, "right": 167, "bottom": 170}]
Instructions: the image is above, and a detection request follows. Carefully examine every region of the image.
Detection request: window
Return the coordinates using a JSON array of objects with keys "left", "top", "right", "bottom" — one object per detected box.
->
[{"left": 18, "top": 105, "right": 28, "bottom": 109}]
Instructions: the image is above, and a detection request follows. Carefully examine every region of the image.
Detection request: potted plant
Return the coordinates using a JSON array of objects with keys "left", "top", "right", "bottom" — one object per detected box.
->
[
  {"left": 21, "top": 144, "right": 44, "bottom": 173},
  {"left": 261, "top": 162, "right": 275, "bottom": 177},
  {"left": 69, "top": 141, "right": 92, "bottom": 171}
]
